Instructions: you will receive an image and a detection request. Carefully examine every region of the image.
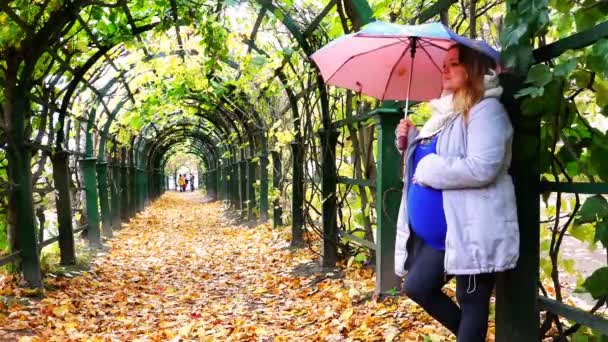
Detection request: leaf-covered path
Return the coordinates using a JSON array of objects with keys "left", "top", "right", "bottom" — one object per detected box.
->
[{"left": 1, "top": 193, "right": 473, "bottom": 341}]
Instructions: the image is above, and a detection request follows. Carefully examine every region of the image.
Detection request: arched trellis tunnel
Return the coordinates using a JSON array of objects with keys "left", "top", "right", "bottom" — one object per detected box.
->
[{"left": 1, "top": 0, "right": 608, "bottom": 340}]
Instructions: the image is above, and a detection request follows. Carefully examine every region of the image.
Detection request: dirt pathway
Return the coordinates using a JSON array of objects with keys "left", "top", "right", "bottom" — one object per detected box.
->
[{"left": 1, "top": 193, "right": 462, "bottom": 341}]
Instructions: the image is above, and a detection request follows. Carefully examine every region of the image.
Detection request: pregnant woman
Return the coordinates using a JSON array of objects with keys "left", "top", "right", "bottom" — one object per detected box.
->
[{"left": 394, "top": 43, "right": 520, "bottom": 341}]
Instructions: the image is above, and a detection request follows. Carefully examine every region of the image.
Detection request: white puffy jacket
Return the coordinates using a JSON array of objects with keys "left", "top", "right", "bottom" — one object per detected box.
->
[{"left": 395, "top": 97, "right": 520, "bottom": 277}]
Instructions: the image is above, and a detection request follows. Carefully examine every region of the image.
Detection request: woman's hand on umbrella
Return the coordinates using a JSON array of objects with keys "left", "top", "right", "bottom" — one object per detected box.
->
[{"left": 397, "top": 118, "right": 414, "bottom": 139}]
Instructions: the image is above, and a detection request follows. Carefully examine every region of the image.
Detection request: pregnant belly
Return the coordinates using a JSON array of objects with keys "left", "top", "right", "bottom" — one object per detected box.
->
[{"left": 408, "top": 183, "right": 448, "bottom": 250}]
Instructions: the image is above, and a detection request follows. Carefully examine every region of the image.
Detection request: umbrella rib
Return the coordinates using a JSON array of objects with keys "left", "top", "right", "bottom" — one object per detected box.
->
[
  {"left": 418, "top": 38, "right": 452, "bottom": 51},
  {"left": 380, "top": 40, "right": 412, "bottom": 102},
  {"left": 418, "top": 41, "right": 444, "bottom": 74},
  {"left": 323, "top": 40, "right": 407, "bottom": 84}
]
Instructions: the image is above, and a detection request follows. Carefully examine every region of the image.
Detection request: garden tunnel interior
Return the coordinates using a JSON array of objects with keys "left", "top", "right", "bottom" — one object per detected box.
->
[
  {"left": 2, "top": 0, "right": 608, "bottom": 340},
  {"left": 1, "top": 0, "right": 373, "bottom": 287}
]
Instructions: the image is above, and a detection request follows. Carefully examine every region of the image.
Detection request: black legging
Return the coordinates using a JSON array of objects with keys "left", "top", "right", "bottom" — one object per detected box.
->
[{"left": 403, "top": 233, "right": 495, "bottom": 342}]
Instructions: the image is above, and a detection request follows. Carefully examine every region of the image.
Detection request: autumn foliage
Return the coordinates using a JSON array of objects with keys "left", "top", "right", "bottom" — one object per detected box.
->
[{"left": 0, "top": 193, "right": 486, "bottom": 341}]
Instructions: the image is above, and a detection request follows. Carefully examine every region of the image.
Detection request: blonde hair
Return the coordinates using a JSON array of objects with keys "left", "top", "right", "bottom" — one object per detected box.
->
[{"left": 450, "top": 44, "right": 497, "bottom": 120}]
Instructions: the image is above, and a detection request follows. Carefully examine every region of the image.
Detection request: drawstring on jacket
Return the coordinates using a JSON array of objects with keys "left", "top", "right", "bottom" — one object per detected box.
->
[{"left": 466, "top": 274, "right": 477, "bottom": 294}]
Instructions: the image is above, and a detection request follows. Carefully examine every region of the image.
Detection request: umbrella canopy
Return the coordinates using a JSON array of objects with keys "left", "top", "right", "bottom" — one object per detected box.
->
[{"left": 310, "top": 21, "right": 500, "bottom": 102}]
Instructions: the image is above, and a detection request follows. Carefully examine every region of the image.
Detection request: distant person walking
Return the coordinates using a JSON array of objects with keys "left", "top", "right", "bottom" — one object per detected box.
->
[
  {"left": 189, "top": 173, "right": 195, "bottom": 191},
  {"left": 184, "top": 173, "right": 190, "bottom": 192},
  {"left": 177, "top": 174, "right": 185, "bottom": 192}
]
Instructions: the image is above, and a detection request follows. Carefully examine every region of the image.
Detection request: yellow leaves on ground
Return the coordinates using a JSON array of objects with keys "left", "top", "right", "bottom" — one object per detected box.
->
[
  {"left": 0, "top": 192, "right": 464, "bottom": 341},
  {"left": 51, "top": 304, "right": 70, "bottom": 317}
]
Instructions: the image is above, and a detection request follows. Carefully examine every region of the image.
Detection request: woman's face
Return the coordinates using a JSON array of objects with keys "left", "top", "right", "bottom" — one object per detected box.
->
[{"left": 442, "top": 47, "right": 467, "bottom": 93}]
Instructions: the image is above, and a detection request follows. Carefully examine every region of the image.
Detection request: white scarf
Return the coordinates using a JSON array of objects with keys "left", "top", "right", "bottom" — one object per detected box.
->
[{"left": 418, "top": 69, "right": 503, "bottom": 139}]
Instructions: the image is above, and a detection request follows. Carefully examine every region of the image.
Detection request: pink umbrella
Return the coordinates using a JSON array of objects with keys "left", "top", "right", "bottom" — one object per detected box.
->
[{"left": 310, "top": 21, "right": 501, "bottom": 117}]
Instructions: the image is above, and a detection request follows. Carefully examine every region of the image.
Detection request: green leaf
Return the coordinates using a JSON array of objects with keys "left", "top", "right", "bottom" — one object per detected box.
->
[
  {"left": 589, "top": 144, "right": 608, "bottom": 181},
  {"left": 572, "top": 330, "right": 590, "bottom": 342},
  {"left": 273, "top": 8, "right": 284, "bottom": 21},
  {"left": 526, "top": 64, "right": 553, "bottom": 87},
  {"left": 501, "top": 25, "right": 527, "bottom": 47},
  {"left": 570, "top": 223, "right": 597, "bottom": 246},
  {"left": 354, "top": 253, "right": 366, "bottom": 262},
  {"left": 556, "top": 14, "right": 573, "bottom": 37},
  {"left": 576, "top": 195, "right": 608, "bottom": 224},
  {"left": 561, "top": 258, "right": 576, "bottom": 274},
  {"left": 551, "top": 0, "right": 573, "bottom": 13},
  {"left": 575, "top": 6, "right": 604, "bottom": 31},
  {"left": 515, "top": 86, "right": 544, "bottom": 99},
  {"left": 572, "top": 69, "right": 592, "bottom": 88},
  {"left": 251, "top": 55, "right": 267, "bottom": 67},
  {"left": 593, "top": 80, "right": 608, "bottom": 108},
  {"left": 282, "top": 47, "right": 293, "bottom": 57},
  {"left": 554, "top": 58, "right": 577, "bottom": 77},
  {"left": 595, "top": 221, "right": 608, "bottom": 248},
  {"left": 582, "top": 267, "right": 608, "bottom": 299}
]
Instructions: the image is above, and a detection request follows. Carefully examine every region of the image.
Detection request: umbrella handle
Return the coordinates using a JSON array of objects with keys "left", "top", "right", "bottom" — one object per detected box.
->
[{"left": 403, "top": 38, "right": 416, "bottom": 119}]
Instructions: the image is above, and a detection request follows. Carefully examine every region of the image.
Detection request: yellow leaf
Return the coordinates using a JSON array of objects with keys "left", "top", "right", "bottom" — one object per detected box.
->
[
  {"left": 159, "top": 321, "right": 179, "bottom": 329},
  {"left": 255, "top": 326, "right": 268, "bottom": 335},
  {"left": 52, "top": 305, "right": 70, "bottom": 317},
  {"left": 384, "top": 325, "right": 400, "bottom": 342},
  {"left": 348, "top": 287, "right": 360, "bottom": 298},
  {"left": 339, "top": 308, "right": 354, "bottom": 321},
  {"left": 178, "top": 322, "right": 195, "bottom": 336},
  {"left": 18, "top": 337, "right": 41, "bottom": 342}
]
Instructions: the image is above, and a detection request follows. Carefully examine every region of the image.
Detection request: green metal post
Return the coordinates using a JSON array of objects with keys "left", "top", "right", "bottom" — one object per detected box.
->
[
  {"left": 247, "top": 158, "right": 257, "bottom": 223},
  {"left": 231, "top": 163, "right": 239, "bottom": 208},
  {"left": 219, "top": 165, "right": 225, "bottom": 201},
  {"left": 495, "top": 74, "right": 540, "bottom": 341},
  {"left": 271, "top": 151, "right": 283, "bottom": 228},
  {"left": 120, "top": 162, "right": 129, "bottom": 221},
  {"left": 132, "top": 167, "right": 139, "bottom": 212},
  {"left": 239, "top": 160, "right": 247, "bottom": 217},
  {"left": 147, "top": 170, "right": 152, "bottom": 203},
  {"left": 213, "top": 170, "right": 218, "bottom": 200},
  {"left": 259, "top": 133, "right": 269, "bottom": 222},
  {"left": 203, "top": 172, "right": 208, "bottom": 196},
  {"left": 142, "top": 169, "right": 148, "bottom": 206},
  {"left": 129, "top": 165, "right": 137, "bottom": 217},
  {"left": 110, "top": 162, "right": 121, "bottom": 229},
  {"left": 146, "top": 170, "right": 152, "bottom": 203},
  {"left": 374, "top": 106, "right": 402, "bottom": 294},
  {"left": 5, "top": 92, "right": 42, "bottom": 286},
  {"left": 217, "top": 167, "right": 222, "bottom": 200},
  {"left": 290, "top": 142, "right": 304, "bottom": 247},
  {"left": 51, "top": 150, "right": 76, "bottom": 265},
  {"left": 154, "top": 171, "right": 159, "bottom": 198},
  {"left": 209, "top": 171, "right": 213, "bottom": 197},
  {"left": 142, "top": 169, "right": 148, "bottom": 207},
  {"left": 120, "top": 169, "right": 128, "bottom": 220},
  {"left": 217, "top": 168, "right": 221, "bottom": 200},
  {"left": 137, "top": 169, "right": 145, "bottom": 211},
  {"left": 7, "top": 147, "right": 41, "bottom": 283},
  {"left": 227, "top": 164, "right": 233, "bottom": 206},
  {"left": 81, "top": 157, "right": 102, "bottom": 248},
  {"left": 349, "top": 0, "right": 374, "bottom": 28},
  {"left": 234, "top": 164, "right": 240, "bottom": 207},
  {"left": 216, "top": 168, "right": 222, "bottom": 200},
  {"left": 225, "top": 165, "right": 231, "bottom": 204},
  {"left": 321, "top": 130, "right": 340, "bottom": 268},
  {"left": 96, "top": 162, "right": 112, "bottom": 238},
  {"left": 136, "top": 168, "right": 142, "bottom": 212}
]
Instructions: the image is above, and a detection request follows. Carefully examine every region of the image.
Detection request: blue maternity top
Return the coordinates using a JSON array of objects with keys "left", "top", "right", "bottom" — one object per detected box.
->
[{"left": 407, "top": 136, "right": 448, "bottom": 251}]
